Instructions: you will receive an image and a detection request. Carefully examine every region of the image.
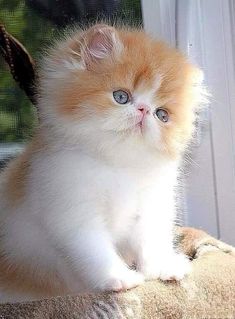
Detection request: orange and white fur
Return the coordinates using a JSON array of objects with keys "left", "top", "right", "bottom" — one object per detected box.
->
[{"left": 0, "top": 24, "right": 205, "bottom": 302}]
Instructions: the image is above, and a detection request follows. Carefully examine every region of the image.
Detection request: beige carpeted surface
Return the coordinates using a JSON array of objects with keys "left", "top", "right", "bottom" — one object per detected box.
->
[{"left": 0, "top": 227, "right": 235, "bottom": 319}]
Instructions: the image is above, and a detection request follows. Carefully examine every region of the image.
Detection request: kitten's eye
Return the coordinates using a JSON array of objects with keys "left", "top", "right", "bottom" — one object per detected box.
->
[
  {"left": 113, "top": 90, "right": 130, "bottom": 104},
  {"left": 154, "top": 108, "right": 169, "bottom": 123}
]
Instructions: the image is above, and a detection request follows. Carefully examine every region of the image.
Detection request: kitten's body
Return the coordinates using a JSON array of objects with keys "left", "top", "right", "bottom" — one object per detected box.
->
[{"left": 0, "top": 24, "right": 204, "bottom": 302}]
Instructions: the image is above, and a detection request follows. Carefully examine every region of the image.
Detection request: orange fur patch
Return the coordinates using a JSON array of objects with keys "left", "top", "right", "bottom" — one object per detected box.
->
[{"left": 3, "top": 133, "right": 45, "bottom": 204}]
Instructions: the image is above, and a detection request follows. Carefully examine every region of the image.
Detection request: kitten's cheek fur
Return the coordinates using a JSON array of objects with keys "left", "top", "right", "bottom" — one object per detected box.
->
[{"left": 139, "top": 253, "right": 191, "bottom": 281}]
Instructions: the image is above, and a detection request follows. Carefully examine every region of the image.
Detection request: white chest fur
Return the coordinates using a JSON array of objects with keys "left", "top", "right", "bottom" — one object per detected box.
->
[
  {"left": 0, "top": 146, "right": 183, "bottom": 301},
  {"left": 29, "top": 148, "right": 178, "bottom": 238}
]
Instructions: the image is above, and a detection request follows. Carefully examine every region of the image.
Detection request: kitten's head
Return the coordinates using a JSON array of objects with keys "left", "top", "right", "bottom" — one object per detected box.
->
[{"left": 39, "top": 24, "right": 205, "bottom": 159}]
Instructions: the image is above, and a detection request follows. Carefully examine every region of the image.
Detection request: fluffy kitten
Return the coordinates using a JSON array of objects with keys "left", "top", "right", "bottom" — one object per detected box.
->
[{"left": 0, "top": 24, "right": 204, "bottom": 302}]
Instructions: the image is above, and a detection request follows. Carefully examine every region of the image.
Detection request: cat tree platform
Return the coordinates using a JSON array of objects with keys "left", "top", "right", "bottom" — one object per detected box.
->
[{"left": 1, "top": 227, "right": 235, "bottom": 319}]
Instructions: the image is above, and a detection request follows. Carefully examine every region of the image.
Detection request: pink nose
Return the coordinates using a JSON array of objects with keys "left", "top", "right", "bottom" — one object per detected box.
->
[{"left": 137, "top": 104, "right": 150, "bottom": 115}]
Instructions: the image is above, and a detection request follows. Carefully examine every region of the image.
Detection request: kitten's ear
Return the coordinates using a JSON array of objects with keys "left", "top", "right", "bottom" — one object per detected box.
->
[
  {"left": 43, "top": 25, "right": 122, "bottom": 75},
  {"left": 80, "top": 24, "right": 123, "bottom": 68}
]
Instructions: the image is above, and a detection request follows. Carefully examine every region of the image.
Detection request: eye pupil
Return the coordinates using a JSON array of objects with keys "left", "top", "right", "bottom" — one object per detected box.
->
[
  {"left": 113, "top": 90, "right": 130, "bottom": 104},
  {"left": 154, "top": 108, "right": 169, "bottom": 123}
]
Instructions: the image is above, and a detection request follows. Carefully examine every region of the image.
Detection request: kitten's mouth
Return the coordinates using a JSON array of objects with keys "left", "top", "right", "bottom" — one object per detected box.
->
[
  {"left": 136, "top": 119, "right": 145, "bottom": 134},
  {"left": 124, "top": 117, "right": 146, "bottom": 135}
]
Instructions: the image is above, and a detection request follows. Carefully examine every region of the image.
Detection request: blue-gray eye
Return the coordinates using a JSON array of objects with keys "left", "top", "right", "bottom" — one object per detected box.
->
[
  {"left": 113, "top": 90, "right": 130, "bottom": 104},
  {"left": 154, "top": 108, "right": 169, "bottom": 123}
]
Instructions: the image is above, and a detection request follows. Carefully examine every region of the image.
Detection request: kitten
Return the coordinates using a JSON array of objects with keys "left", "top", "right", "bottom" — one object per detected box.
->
[{"left": 0, "top": 24, "right": 204, "bottom": 302}]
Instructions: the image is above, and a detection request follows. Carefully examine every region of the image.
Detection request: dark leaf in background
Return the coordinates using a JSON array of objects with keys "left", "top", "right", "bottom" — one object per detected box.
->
[{"left": 0, "top": 24, "right": 37, "bottom": 106}]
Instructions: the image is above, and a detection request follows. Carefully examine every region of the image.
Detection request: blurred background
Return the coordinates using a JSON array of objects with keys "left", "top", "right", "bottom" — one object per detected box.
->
[{"left": 0, "top": 0, "right": 235, "bottom": 245}]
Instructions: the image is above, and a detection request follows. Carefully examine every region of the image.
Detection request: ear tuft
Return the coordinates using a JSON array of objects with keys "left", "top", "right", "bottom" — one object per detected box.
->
[{"left": 80, "top": 24, "right": 122, "bottom": 68}]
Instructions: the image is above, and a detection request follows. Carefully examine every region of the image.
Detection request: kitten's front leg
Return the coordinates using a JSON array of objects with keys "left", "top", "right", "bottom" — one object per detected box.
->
[
  {"left": 132, "top": 208, "right": 191, "bottom": 281},
  {"left": 50, "top": 221, "right": 143, "bottom": 292},
  {"left": 137, "top": 241, "right": 191, "bottom": 282}
]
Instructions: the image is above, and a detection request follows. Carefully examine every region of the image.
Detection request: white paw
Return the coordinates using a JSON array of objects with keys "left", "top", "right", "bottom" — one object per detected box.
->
[
  {"left": 140, "top": 253, "right": 191, "bottom": 282},
  {"left": 158, "top": 253, "right": 191, "bottom": 281},
  {"left": 101, "top": 269, "right": 144, "bottom": 292}
]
